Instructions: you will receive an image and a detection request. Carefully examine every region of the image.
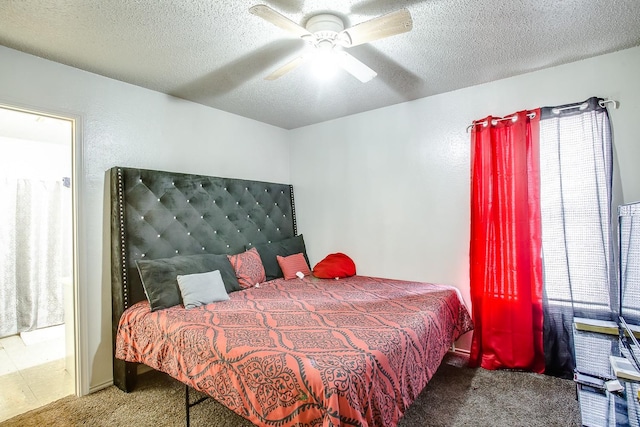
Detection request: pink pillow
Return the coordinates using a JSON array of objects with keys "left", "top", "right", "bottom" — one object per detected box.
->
[
  {"left": 276, "top": 253, "right": 311, "bottom": 280},
  {"left": 227, "top": 247, "right": 266, "bottom": 289}
]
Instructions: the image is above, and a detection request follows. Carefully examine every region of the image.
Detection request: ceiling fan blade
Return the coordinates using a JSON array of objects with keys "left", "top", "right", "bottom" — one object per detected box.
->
[
  {"left": 265, "top": 56, "right": 306, "bottom": 80},
  {"left": 338, "top": 8, "right": 412, "bottom": 47},
  {"left": 335, "top": 51, "right": 377, "bottom": 83},
  {"left": 249, "top": 4, "right": 311, "bottom": 39}
]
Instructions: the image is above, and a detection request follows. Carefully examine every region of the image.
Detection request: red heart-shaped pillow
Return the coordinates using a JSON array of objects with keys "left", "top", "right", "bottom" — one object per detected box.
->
[{"left": 312, "top": 253, "right": 356, "bottom": 279}]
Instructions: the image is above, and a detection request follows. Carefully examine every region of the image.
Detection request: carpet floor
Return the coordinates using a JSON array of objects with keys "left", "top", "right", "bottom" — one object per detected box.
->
[{"left": 1, "top": 353, "right": 580, "bottom": 426}]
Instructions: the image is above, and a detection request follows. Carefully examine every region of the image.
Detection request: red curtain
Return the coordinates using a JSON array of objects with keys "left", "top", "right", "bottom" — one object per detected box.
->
[{"left": 468, "top": 109, "right": 544, "bottom": 373}]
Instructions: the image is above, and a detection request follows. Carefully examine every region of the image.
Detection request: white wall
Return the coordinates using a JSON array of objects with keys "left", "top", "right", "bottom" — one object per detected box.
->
[
  {"left": 2, "top": 41, "right": 638, "bottom": 387},
  {"left": 289, "top": 46, "right": 640, "bottom": 351},
  {"left": 0, "top": 45, "right": 290, "bottom": 393}
]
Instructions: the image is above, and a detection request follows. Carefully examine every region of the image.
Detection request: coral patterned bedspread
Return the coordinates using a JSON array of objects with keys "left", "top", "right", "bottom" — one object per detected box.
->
[{"left": 115, "top": 275, "right": 473, "bottom": 427}]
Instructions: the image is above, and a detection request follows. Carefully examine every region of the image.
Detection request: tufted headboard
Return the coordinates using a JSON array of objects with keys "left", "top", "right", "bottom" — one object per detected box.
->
[{"left": 110, "top": 166, "right": 297, "bottom": 391}]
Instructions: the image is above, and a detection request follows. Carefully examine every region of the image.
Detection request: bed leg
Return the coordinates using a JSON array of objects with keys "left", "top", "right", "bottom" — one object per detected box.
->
[
  {"left": 185, "top": 385, "right": 190, "bottom": 427},
  {"left": 184, "top": 384, "right": 209, "bottom": 426}
]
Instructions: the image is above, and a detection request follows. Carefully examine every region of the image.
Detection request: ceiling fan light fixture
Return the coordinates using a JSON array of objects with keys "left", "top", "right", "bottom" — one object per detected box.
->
[
  {"left": 310, "top": 48, "right": 339, "bottom": 80},
  {"left": 249, "top": 5, "right": 412, "bottom": 83}
]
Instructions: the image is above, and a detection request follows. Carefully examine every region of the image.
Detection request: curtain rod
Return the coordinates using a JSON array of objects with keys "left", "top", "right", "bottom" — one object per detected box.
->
[
  {"left": 466, "top": 112, "right": 536, "bottom": 133},
  {"left": 465, "top": 99, "right": 618, "bottom": 133}
]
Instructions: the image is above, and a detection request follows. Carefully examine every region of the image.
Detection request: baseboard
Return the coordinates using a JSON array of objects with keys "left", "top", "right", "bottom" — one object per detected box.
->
[
  {"left": 449, "top": 345, "right": 470, "bottom": 356},
  {"left": 90, "top": 365, "right": 155, "bottom": 394},
  {"left": 89, "top": 379, "right": 113, "bottom": 394}
]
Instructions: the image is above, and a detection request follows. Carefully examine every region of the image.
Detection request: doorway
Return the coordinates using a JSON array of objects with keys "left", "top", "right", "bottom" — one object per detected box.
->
[{"left": 0, "top": 106, "right": 77, "bottom": 421}]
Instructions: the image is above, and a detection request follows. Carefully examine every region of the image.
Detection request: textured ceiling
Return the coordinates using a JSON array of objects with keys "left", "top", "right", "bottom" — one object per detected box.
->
[{"left": 1, "top": 1, "right": 640, "bottom": 129}]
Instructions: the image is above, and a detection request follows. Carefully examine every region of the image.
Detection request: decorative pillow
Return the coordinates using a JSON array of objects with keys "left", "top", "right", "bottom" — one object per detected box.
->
[
  {"left": 252, "top": 235, "right": 309, "bottom": 281},
  {"left": 312, "top": 253, "right": 356, "bottom": 279},
  {"left": 136, "top": 254, "right": 241, "bottom": 311},
  {"left": 177, "top": 269, "right": 229, "bottom": 309},
  {"left": 277, "top": 252, "right": 311, "bottom": 280},
  {"left": 227, "top": 247, "right": 266, "bottom": 289}
]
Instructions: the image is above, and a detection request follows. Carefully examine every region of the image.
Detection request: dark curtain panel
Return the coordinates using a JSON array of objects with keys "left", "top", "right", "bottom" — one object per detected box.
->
[{"left": 539, "top": 97, "right": 615, "bottom": 378}]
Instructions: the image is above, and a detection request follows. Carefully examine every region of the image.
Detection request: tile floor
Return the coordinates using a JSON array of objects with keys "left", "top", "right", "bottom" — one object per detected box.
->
[{"left": 0, "top": 324, "right": 74, "bottom": 422}]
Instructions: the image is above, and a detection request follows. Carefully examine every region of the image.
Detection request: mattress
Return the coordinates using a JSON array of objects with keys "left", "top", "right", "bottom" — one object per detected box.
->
[{"left": 115, "top": 275, "right": 473, "bottom": 426}]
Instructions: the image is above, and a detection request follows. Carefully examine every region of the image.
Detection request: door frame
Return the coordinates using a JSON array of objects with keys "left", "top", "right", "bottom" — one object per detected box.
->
[{"left": 0, "top": 101, "right": 86, "bottom": 396}]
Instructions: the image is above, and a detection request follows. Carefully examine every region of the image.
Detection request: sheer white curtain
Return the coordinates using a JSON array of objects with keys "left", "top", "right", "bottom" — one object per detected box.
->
[
  {"left": 0, "top": 177, "right": 71, "bottom": 337},
  {"left": 620, "top": 202, "right": 640, "bottom": 324},
  {"left": 538, "top": 97, "right": 615, "bottom": 377}
]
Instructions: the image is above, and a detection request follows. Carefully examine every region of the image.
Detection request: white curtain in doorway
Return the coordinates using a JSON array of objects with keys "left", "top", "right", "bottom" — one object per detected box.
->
[{"left": 0, "top": 177, "right": 71, "bottom": 338}]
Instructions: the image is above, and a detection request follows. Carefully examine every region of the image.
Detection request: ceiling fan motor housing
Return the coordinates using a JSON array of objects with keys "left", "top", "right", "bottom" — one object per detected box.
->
[{"left": 305, "top": 14, "right": 345, "bottom": 46}]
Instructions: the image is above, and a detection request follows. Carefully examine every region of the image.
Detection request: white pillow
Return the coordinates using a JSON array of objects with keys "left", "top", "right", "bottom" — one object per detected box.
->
[{"left": 177, "top": 269, "right": 229, "bottom": 309}]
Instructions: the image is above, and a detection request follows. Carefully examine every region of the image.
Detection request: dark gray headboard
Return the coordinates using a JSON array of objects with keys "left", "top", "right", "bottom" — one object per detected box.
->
[{"left": 110, "top": 166, "right": 297, "bottom": 391}]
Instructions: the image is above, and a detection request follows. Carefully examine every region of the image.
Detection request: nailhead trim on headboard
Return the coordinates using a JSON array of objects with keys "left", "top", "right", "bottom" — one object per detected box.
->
[
  {"left": 290, "top": 184, "right": 297, "bottom": 236},
  {"left": 116, "top": 168, "right": 130, "bottom": 309}
]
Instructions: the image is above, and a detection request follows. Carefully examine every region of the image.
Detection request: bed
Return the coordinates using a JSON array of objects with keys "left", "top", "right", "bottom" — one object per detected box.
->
[{"left": 110, "top": 166, "right": 473, "bottom": 426}]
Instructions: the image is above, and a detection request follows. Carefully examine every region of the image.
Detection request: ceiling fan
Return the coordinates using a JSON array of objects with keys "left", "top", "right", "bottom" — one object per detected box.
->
[{"left": 249, "top": 4, "right": 413, "bottom": 83}]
